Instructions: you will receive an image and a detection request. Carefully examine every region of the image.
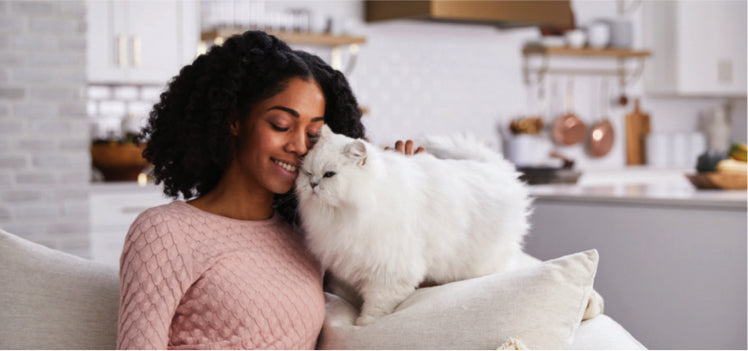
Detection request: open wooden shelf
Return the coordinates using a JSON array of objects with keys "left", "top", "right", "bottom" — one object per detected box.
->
[
  {"left": 522, "top": 44, "right": 651, "bottom": 58},
  {"left": 201, "top": 29, "right": 366, "bottom": 47},
  {"left": 521, "top": 44, "right": 652, "bottom": 85}
]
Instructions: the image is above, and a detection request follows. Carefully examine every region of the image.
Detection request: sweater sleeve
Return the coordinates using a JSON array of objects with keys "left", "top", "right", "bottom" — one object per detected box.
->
[{"left": 117, "top": 209, "right": 194, "bottom": 349}]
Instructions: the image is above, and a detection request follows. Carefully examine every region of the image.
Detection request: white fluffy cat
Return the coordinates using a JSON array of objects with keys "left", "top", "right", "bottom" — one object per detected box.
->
[{"left": 295, "top": 125, "right": 531, "bottom": 325}]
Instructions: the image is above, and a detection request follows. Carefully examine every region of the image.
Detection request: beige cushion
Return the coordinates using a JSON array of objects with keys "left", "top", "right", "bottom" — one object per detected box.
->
[
  {"left": 318, "top": 250, "right": 600, "bottom": 349},
  {"left": 0, "top": 229, "right": 119, "bottom": 349},
  {"left": 571, "top": 314, "right": 647, "bottom": 350}
]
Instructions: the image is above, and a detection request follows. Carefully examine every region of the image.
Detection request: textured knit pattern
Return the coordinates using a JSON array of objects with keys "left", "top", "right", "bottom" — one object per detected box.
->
[{"left": 117, "top": 201, "right": 325, "bottom": 349}]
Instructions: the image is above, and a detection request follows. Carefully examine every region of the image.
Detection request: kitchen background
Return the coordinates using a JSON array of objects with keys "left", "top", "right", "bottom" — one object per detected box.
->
[{"left": 0, "top": 0, "right": 746, "bottom": 349}]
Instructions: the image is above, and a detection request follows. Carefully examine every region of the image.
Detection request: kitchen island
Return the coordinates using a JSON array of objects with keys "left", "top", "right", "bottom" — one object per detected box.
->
[{"left": 524, "top": 167, "right": 746, "bottom": 350}]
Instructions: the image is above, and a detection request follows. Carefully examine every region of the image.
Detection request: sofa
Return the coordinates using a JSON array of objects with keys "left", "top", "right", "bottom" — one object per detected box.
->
[{"left": 0, "top": 228, "right": 645, "bottom": 349}]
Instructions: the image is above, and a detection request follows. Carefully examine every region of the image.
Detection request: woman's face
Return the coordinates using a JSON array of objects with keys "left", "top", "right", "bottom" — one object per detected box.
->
[{"left": 233, "top": 77, "right": 326, "bottom": 195}]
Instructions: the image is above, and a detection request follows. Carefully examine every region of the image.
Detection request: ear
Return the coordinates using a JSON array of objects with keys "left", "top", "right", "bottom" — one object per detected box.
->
[
  {"left": 319, "top": 124, "right": 334, "bottom": 140},
  {"left": 344, "top": 140, "right": 368, "bottom": 166},
  {"left": 230, "top": 119, "right": 240, "bottom": 136}
]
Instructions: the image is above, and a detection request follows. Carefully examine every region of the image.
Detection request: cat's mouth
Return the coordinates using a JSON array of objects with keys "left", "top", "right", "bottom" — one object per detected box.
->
[{"left": 272, "top": 158, "right": 298, "bottom": 173}]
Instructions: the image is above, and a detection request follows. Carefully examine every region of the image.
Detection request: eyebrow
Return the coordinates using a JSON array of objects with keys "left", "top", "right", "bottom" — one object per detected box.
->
[{"left": 268, "top": 105, "right": 324, "bottom": 122}]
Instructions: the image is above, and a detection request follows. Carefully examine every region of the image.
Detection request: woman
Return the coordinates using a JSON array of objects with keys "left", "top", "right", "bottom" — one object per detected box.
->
[{"left": 117, "top": 31, "right": 418, "bottom": 349}]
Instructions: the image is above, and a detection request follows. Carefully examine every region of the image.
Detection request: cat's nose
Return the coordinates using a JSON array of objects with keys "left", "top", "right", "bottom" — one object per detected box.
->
[{"left": 310, "top": 181, "right": 319, "bottom": 189}]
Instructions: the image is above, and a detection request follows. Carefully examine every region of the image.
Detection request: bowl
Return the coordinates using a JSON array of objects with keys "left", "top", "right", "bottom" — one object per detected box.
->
[
  {"left": 685, "top": 172, "right": 747, "bottom": 190},
  {"left": 91, "top": 142, "right": 149, "bottom": 181},
  {"left": 564, "top": 29, "right": 586, "bottom": 48}
]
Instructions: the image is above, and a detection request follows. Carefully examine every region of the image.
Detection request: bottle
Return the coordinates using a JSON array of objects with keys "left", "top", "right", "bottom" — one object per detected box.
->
[{"left": 705, "top": 106, "right": 730, "bottom": 153}]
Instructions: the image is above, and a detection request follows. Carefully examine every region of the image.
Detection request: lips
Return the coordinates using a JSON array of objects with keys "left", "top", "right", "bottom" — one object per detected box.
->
[{"left": 272, "top": 158, "right": 298, "bottom": 173}]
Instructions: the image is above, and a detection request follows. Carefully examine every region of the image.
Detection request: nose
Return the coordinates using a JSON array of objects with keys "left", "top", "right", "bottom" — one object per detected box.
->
[
  {"left": 285, "top": 129, "right": 309, "bottom": 156},
  {"left": 310, "top": 181, "right": 319, "bottom": 189}
]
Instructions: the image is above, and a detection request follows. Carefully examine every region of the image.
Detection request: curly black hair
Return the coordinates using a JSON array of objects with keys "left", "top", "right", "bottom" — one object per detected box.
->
[{"left": 141, "top": 30, "right": 365, "bottom": 224}]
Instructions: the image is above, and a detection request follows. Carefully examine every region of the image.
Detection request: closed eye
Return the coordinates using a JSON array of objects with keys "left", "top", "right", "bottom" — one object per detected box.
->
[
  {"left": 323, "top": 171, "right": 336, "bottom": 178},
  {"left": 270, "top": 124, "right": 289, "bottom": 132}
]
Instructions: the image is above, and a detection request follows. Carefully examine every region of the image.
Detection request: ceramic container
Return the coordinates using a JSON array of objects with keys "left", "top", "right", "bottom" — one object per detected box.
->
[
  {"left": 586, "top": 21, "right": 610, "bottom": 48},
  {"left": 564, "top": 29, "right": 586, "bottom": 48}
]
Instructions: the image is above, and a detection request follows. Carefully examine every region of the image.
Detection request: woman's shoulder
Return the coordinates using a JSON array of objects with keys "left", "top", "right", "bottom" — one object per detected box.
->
[
  {"left": 125, "top": 201, "right": 192, "bottom": 245},
  {"left": 132, "top": 200, "right": 188, "bottom": 225}
]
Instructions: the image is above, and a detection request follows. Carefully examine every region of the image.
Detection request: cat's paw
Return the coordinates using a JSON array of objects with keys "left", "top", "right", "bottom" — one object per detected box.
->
[{"left": 355, "top": 314, "right": 378, "bottom": 326}]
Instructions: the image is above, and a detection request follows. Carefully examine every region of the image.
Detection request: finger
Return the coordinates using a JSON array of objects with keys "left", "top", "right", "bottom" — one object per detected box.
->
[
  {"left": 394, "top": 140, "right": 404, "bottom": 153},
  {"left": 415, "top": 146, "right": 426, "bottom": 154},
  {"left": 404, "top": 140, "right": 415, "bottom": 155}
]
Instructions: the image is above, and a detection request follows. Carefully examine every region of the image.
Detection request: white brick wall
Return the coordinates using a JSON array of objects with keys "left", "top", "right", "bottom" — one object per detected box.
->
[{"left": 0, "top": 0, "right": 90, "bottom": 258}]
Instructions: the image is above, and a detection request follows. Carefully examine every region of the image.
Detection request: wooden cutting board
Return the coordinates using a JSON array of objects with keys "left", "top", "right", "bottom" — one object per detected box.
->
[{"left": 625, "top": 99, "right": 650, "bottom": 165}]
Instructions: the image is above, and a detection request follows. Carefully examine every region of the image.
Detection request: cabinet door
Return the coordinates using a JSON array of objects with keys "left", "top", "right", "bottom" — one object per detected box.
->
[
  {"left": 125, "top": 0, "right": 181, "bottom": 84},
  {"left": 86, "top": 0, "right": 127, "bottom": 83},
  {"left": 643, "top": 0, "right": 746, "bottom": 96},
  {"left": 677, "top": 1, "right": 746, "bottom": 96},
  {"left": 86, "top": 0, "right": 199, "bottom": 85}
]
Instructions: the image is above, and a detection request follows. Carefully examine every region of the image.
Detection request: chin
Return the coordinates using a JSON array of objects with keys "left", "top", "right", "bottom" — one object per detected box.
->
[{"left": 269, "top": 181, "right": 295, "bottom": 195}]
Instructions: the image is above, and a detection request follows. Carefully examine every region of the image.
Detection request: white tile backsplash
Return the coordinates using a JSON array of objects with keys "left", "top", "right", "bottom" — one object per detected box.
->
[
  {"left": 88, "top": 84, "right": 164, "bottom": 139},
  {"left": 113, "top": 86, "right": 139, "bottom": 100},
  {"left": 87, "top": 85, "right": 111, "bottom": 100}
]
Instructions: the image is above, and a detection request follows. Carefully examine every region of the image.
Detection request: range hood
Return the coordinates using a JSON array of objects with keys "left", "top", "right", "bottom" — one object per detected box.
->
[{"left": 365, "top": 0, "right": 574, "bottom": 30}]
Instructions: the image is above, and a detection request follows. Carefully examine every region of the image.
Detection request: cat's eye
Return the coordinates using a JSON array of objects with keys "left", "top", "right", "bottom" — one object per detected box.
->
[{"left": 323, "top": 171, "right": 336, "bottom": 178}]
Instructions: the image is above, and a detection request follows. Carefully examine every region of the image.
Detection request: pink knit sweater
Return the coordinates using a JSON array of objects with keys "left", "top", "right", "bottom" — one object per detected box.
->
[{"left": 117, "top": 201, "right": 325, "bottom": 349}]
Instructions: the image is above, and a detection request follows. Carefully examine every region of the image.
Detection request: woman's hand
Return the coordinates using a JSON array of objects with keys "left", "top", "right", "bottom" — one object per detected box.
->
[{"left": 386, "top": 140, "right": 425, "bottom": 155}]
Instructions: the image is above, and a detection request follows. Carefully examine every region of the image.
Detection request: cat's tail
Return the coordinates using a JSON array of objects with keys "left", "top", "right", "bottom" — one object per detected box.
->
[{"left": 417, "top": 133, "right": 506, "bottom": 164}]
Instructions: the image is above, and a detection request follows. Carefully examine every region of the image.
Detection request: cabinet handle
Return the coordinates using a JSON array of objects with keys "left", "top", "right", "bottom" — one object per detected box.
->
[
  {"left": 718, "top": 59, "right": 732, "bottom": 84},
  {"left": 121, "top": 206, "right": 149, "bottom": 214},
  {"left": 131, "top": 35, "right": 142, "bottom": 67},
  {"left": 116, "top": 34, "right": 127, "bottom": 67}
]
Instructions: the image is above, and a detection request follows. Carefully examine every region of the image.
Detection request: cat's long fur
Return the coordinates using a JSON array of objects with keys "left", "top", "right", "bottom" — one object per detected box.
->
[{"left": 295, "top": 126, "right": 531, "bottom": 325}]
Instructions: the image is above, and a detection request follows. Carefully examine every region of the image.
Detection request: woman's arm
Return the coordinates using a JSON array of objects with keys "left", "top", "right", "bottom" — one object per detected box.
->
[{"left": 117, "top": 211, "right": 193, "bottom": 349}]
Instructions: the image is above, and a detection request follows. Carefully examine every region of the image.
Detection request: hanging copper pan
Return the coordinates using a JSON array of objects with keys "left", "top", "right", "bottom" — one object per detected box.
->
[
  {"left": 552, "top": 77, "right": 587, "bottom": 146},
  {"left": 589, "top": 78, "right": 615, "bottom": 157}
]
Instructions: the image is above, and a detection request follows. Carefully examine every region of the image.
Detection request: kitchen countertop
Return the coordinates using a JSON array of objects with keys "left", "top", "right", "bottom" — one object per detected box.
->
[
  {"left": 90, "top": 168, "right": 747, "bottom": 209},
  {"left": 90, "top": 181, "right": 165, "bottom": 194},
  {"left": 529, "top": 167, "right": 747, "bottom": 210}
]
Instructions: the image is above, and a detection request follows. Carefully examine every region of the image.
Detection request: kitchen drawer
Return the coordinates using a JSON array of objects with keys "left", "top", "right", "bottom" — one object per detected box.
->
[{"left": 90, "top": 191, "right": 171, "bottom": 228}]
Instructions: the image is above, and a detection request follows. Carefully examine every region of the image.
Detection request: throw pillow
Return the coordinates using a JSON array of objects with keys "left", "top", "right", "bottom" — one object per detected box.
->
[{"left": 318, "top": 249, "right": 599, "bottom": 349}]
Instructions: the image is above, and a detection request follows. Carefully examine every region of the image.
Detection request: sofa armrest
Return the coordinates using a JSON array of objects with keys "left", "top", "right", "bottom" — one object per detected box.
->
[{"left": 0, "top": 229, "right": 119, "bottom": 349}]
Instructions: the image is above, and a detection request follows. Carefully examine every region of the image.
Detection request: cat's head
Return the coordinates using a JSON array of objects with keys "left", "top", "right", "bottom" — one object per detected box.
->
[{"left": 295, "top": 125, "right": 369, "bottom": 207}]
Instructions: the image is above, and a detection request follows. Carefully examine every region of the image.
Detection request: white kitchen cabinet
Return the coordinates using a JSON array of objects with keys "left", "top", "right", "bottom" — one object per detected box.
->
[
  {"left": 642, "top": 0, "right": 746, "bottom": 97},
  {"left": 86, "top": 0, "right": 199, "bottom": 84},
  {"left": 89, "top": 183, "right": 171, "bottom": 267}
]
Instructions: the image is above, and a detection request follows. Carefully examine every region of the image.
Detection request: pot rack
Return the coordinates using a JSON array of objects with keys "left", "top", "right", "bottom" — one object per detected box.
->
[{"left": 522, "top": 44, "right": 651, "bottom": 87}]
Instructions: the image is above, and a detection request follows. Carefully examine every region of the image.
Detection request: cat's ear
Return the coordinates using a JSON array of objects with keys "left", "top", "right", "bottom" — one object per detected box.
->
[
  {"left": 344, "top": 140, "right": 367, "bottom": 166},
  {"left": 319, "top": 124, "right": 334, "bottom": 140}
]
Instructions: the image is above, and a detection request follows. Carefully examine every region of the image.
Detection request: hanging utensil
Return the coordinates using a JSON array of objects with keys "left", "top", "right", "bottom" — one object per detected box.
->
[
  {"left": 618, "top": 74, "right": 629, "bottom": 106},
  {"left": 551, "top": 76, "right": 587, "bottom": 146},
  {"left": 589, "top": 78, "right": 615, "bottom": 157}
]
